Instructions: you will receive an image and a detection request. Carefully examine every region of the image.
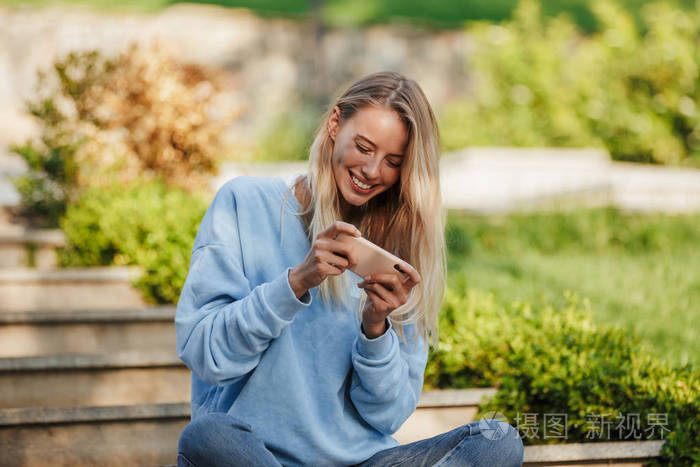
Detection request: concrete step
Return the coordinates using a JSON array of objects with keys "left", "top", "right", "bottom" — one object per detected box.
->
[
  {"left": 0, "top": 267, "right": 146, "bottom": 312},
  {"left": 0, "top": 389, "right": 496, "bottom": 466},
  {"left": 0, "top": 403, "right": 189, "bottom": 467},
  {"left": 0, "top": 227, "right": 66, "bottom": 270},
  {"left": 394, "top": 387, "right": 497, "bottom": 444},
  {"left": 0, "top": 390, "right": 666, "bottom": 466},
  {"left": 523, "top": 440, "right": 665, "bottom": 466},
  {"left": 0, "top": 352, "right": 189, "bottom": 409},
  {"left": 0, "top": 306, "right": 176, "bottom": 357}
]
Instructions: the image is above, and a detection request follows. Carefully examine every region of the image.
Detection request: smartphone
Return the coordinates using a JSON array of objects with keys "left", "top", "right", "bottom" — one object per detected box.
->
[{"left": 335, "top": 233, "right": 417, "bottom": 282}]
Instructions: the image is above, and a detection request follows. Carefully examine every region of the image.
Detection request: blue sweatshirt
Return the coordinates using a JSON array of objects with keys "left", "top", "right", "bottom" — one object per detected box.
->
[{"left": 175, "top": 175, "right": 429, "bottom": 466}]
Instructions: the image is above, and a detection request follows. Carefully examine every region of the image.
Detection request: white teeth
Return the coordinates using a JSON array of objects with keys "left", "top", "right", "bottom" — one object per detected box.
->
[{"left": 351, "top": 174, "right": 371, "bottom": 190}]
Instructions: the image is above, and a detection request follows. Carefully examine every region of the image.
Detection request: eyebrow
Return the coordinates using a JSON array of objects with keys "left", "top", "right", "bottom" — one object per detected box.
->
[{"left": 356, "top": 134, "right": 404, "bottom": 158}]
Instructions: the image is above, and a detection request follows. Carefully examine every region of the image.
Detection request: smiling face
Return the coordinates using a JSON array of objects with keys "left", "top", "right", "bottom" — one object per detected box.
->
[{"left": 328, "top": 104, "right": 409, "bottom": 221}]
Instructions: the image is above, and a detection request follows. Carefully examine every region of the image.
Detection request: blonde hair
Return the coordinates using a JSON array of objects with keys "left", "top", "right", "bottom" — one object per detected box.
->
[{"left": 279, "top": 71, "right": 446, "bottom": 353}]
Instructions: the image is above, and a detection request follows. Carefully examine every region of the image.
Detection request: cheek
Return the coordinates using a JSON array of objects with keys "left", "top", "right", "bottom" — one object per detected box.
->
[
  {"left": 332, "top": 143, "right": 352, "bottom": 166},
  {"left": 385, "top": 169, "right": 401, "bottom": 186}
]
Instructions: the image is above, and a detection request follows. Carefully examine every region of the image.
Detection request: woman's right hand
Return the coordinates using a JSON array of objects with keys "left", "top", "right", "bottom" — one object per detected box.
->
[{"left": 288, "top": 221, "right": 361, "bottom": 298}]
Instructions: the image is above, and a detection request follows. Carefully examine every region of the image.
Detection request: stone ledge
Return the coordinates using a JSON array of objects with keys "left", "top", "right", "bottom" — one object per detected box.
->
[
  {"left": 417, "top": 388, "right": 498, "bottom": 407},
  {"left": 444, "top": 147, "right": 612, "bottom": 169},
  {"left": 0, "top": 306, "right": 176, "bottom": 324},
  {"left": 0, "top": 351, "right": 183, "bottom": 371},
  {"left": 523, "top": 440, "right": 666, "bottom": 464},
  {"left": 0, "top": 402, "right": 190, "bottom": 427},
  {"left": 0, "top": 266, "right": 143, "bottom": 282},
  {"left": 0, "top": 228, "right": 65, "bottom": 246}
]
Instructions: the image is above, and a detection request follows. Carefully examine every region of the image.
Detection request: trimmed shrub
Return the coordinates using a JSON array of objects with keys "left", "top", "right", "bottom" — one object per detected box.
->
[
  {"left": 57, "top": 176, "right": 209, "bottom": 303},
  {"left": 425, "top": 278, "right": 699, "bottom": 465}
]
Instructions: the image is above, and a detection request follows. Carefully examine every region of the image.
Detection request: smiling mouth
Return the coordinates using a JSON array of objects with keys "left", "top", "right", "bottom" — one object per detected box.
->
[{"left": 349, "top": 171, "right": 375, "bottom": 192}]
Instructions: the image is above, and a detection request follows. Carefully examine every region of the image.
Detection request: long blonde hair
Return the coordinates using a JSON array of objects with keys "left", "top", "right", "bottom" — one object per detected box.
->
[{"left": 279, "top": 71, "right": 446, "bottom": 353}]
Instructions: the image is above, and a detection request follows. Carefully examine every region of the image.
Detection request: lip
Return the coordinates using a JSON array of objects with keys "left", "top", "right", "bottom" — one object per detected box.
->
[{"left": 348, "top": 170, "right": 375, "bottom": 194}]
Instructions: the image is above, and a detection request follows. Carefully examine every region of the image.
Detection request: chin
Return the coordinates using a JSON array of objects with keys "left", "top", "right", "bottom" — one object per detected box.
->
[{"left": 343, "top": 192, "right": 370, "bottom": 206}]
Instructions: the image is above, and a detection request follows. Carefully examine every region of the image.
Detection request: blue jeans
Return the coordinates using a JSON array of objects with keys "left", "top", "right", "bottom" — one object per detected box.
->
[{"left": 178, "top": 413, "right": 524, "bottom": 466}]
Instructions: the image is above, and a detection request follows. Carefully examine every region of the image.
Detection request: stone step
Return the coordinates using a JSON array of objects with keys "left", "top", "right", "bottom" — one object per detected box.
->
[
  {"left": 394, "top": 387, "right": 497, "bottom": 444},
  {"left": 0, "top": 352, "right": 189, "bottom": 409},
  {"left": 0, "top": 306, "right": 176, "bottom": 357},
  {"left": 0, "top": 390, "right": 665, "bottom": 467},
  {"left": 523, "top": 440, "right": 665, "bottom": 466},
  {"left": 0, "top": 227, "right": 66, "bottom": 270},
  {"left": 0, "top": 389, "right": 494, "bottom": 466},
  {"left": 0, "top": 403, "right": 189, "bottom": 467},
  {"left": 0, "top": 266, "right": 146, "bottom": 312}
]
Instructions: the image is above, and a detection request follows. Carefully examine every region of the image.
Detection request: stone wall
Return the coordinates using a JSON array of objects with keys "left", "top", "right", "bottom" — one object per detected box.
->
[{"left": 0, "top": 3, "right": 471, "bottom": 153}]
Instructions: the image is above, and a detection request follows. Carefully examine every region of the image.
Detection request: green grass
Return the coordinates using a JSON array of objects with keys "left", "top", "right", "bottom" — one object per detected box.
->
[
  {"left": 446, "top": 207, "right": 700, "bottom": 370},
  {"left": 2, "top": 0, "right": 696, "bottom": 32}
]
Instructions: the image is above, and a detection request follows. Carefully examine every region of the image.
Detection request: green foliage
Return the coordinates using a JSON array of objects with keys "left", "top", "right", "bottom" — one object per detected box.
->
[
  {"left": 445, "top": 206, "right": 700, "bottom": 257},
  {"left": 445, "top": 207, "right": 700, "bottom": 368},
  {"left": 9, "top": 140, "right": 81, "bottom": 228},
  {"left": 255, "top": 104, "right": 319, "bottom": 162},
  {"left": 11, "top": 44, "right": 234, "bottom": 227},
  {"left": 8, "top": 50, "right": 109, "bottom": 227},
  {"left": 425, "top": 281, "right": 700, "bottom": 464},
  {"left": 57, "top": 177, "right": 209, "bottom": 303},
  {"left": 4, "top": 0, "right": 697, "bottom": 33},
  {"left": 440, "top": 0, "right": 700, "bottom": 167}
]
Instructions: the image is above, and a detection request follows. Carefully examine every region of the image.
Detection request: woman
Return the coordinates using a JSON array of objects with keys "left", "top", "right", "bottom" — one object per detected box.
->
[{"left": 175, "top": 71, "right": 523, "bottom": 466}]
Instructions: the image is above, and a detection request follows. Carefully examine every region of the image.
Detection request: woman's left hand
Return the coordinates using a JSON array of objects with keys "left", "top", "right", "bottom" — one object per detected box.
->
[{"left": 358, "top": 269, "right": 421, "bottom": 339}]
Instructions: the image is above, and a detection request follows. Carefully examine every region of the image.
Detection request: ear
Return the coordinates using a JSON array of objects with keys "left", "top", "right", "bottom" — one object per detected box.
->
[{"left": 328, "top": 105, "right": 340, "bottom": 141}]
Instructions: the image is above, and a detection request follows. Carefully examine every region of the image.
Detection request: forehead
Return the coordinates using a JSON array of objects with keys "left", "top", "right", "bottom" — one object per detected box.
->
[{"left": 347, "top": 105, "right": 408, "bottom": 154}]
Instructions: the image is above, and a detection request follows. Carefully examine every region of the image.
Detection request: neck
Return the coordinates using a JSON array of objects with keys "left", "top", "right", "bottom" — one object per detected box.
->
[{"left": 338, "top": 192, "right": 364, "bottom": 227}]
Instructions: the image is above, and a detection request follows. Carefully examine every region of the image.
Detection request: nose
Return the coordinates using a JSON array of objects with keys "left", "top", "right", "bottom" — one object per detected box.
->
[{"left": 360, "top": 156, "right": 382, "bottom": 183}]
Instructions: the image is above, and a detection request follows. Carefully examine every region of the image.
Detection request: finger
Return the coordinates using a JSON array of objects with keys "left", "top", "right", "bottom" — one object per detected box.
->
[
  {"left": 316, "top": 238, "right": 355, "bottom": 266},
  {"left": 323, "top": 220, "right": 361, "bottom": 240},
  {"left": 366, "top": 273, "right": 407, "bottom": 300},
  {"left": 326, "top": 239, "right": 359, "bottom": 267},
  {"left": 365, "top": 273, "right": 397, "bottom": 291},
  {"left": 364, "top": 288, "right": 389, "bottom": 312},
  {"left": 400, "top": 263, "right": 421, "bottom": 286},
  {"left": 317, "top": 249, "right": 349, "bottom": 271},
  {"left": 363, "top": 281, "right": 400, "bottom": 310}
]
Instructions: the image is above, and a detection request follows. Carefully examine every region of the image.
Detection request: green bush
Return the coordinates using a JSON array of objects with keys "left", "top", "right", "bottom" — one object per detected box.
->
[
  {"left": 440, "top": 0, "right": 700, "bottom": 168},
  {"left": 57, "top": 177, "right": 209, "bottom": 303},
  {"left": 425, "top": 278, "right": 700, "bottom": 464},
  {"left": 11, "top": 43, "right": 237, "bottom": 227}
]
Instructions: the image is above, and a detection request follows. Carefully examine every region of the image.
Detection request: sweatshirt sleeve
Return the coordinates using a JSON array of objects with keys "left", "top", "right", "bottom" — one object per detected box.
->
[
  {"left": 349, "top": 316, "right": 429, "bottom": 435},
  {"left": 175, "top": 179, "right": 312, "bottom": 387}
]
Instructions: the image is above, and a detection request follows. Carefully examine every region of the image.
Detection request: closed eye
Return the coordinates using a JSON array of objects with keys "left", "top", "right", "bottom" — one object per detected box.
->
[{"left": 357, "top": 144, "right": 401, "bottom": 168}]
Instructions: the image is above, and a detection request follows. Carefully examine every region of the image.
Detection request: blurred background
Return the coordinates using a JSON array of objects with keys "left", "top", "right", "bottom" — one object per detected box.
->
[{"left": 0, "top": 0, "right": 698, "bottom": 465}]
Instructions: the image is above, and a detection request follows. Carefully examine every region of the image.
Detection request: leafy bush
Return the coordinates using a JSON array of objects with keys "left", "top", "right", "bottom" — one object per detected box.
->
[
  {"left": 10, "top": 41, "right": 241, "bottom": 227},
  {"left": 425, "top": 279, "right": 700, "bottom": 464},
  {"left": 440, "top": 0, "right": 700, "bottom": 168},
  {"left": 57, "top": 177, "right": 209, "bottom": 303}
]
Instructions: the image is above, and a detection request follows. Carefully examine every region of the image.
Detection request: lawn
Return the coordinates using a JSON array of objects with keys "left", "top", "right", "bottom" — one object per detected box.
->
[{"left": 446, "top": 207, "right": 700, "bottom": 369}]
